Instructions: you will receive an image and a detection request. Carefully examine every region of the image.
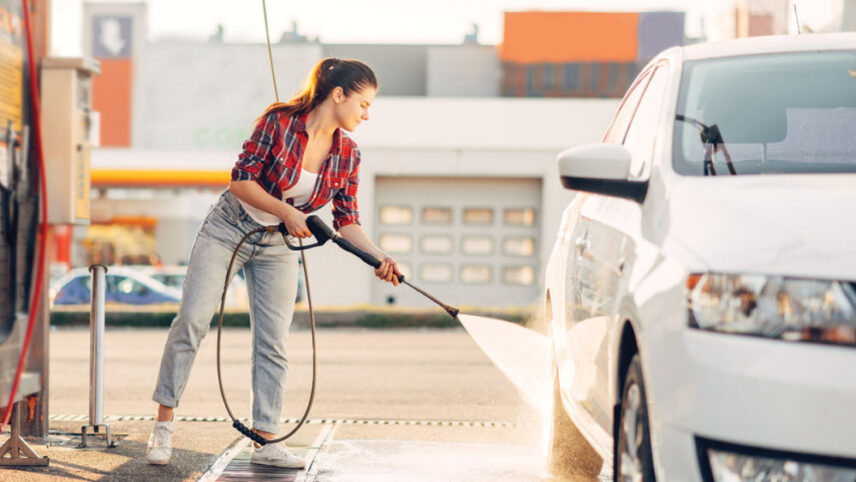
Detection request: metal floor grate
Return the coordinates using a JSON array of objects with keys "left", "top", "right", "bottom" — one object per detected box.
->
[
  {"left": 215, "top": 447, "right": 302, "bottom": 482},
  {"left": 49, "top": 414, "right": 524, "bottom": 428}
]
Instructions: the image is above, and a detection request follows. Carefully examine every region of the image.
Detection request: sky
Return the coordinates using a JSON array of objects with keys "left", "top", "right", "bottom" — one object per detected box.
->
[{"left": 50, "top": 0, "right": 845, "bottom": 56}]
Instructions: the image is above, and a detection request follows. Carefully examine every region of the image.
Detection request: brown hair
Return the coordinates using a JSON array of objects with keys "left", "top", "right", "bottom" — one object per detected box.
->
[{"left": 255, "top": 58, "right": 377, "bottom": 125}]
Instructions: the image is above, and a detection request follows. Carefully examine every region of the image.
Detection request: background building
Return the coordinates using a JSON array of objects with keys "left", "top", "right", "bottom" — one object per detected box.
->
[
  {"left": 499, "top": 11, "right": 685, "bottom": 97},
  {"left": 64, "top": 2, "right": 698, "bottom": 308},
  {"left": 703, "top": 0, "right": 856, "bottom": 40}
]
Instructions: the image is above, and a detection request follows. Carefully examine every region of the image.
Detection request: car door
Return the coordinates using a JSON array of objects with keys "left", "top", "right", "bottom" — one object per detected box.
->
[
  {"left": 54, "top": 275, "right": 91, "bottom": 305},
  {"left": 560, "top": 68, "right": 652, "bottom": 430},
  {"left": 564, "top": 63, "right": 670, "bottom": 433}
]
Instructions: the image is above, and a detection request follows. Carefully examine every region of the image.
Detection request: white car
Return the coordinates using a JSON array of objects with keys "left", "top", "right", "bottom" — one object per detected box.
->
[
  {"left": 544, "top": 34, "right": 856, "bottom": 481},
  {"left": 138, "top": 265, "right": 252, "bottom": 309}
]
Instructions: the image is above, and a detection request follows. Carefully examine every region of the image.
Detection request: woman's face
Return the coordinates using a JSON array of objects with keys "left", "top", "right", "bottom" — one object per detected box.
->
[{"left": 332, "top": 86, "right": 376, "bottom": 132}]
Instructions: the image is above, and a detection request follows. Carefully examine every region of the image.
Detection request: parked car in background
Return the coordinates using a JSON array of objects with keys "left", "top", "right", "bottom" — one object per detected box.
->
[
  {"left": 544, "top": 34, "right": 856, "bottom": 481},
  {"left": 52, "top": 266, "right": 182, "bottom": 306},
  {"left": 142, "top": 263, "right": 303, "bottom": 306},
  {"left": 52, "top": 261, "right": 302, "bottom": 309},
  {"left": 145, "top": 266, "right": 188, "bottom": 292},
  {"left": 139, "top": 265, "right": 253, "bottom": 309}
]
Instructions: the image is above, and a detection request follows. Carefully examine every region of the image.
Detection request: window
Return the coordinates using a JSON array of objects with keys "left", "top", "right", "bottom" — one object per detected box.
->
[
  {"left": 526, "top": 64, "right": 537, "bottom": 97},
  {"left": 422, "top": 207, "right": 452, "bottom": 224},
  {"left": 564, "top": 63, "right": 580, "bottom": 90},
  {"left": 607, "top": 62, "right": 621, "bottom": 92},
  {"left": 117, "top": 277, "right": 147, "bottom": 296},
  {"left": 461, "top": 236, "right": 494, "bottom": 255},
  {"left": 379, "top": 206, "right": 412, "bottom": 225},
  {"left": 420, "top": 263, "right": 452, "bottom": 283},
  {"left": 590, "top": 63, "right": 601, "bottom": 95},
  {"left": 673, "top": 51, "right": 856, "bottom": 176},
  {"left": 504, "top": 208, "right": 535, "bottom": 227},
  {"left": 502, "top": 237, "right": 535, "bottom": 257},
  {"left": 420, "top": 235, "right": 453, "bottom": 255},
  {"left": 623, "top": 64, "right": 668, "bottom": 179},
  {"left": 152, "top": 273, "right": 184, "bottom": 290},
  {"left": 543, "top": 63, "right": 554, "bottom": 89},
  {"left": 379, "top": 234, "right": 412, "bottom": 254},
  {"left": 463, "top": 208, "right": 492, "bottom": 225},
  {"left": 603, "top": 69, "right": 652, "bottom": 144},
  {"left": 460, "top": 265, "right": 492, "bottom": 284},
  {"left": 503, "top": 266, "right": 535, "bottom": 286}
]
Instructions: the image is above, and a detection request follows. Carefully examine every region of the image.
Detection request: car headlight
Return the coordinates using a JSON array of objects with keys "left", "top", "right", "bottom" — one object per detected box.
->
[
  {"left": 698, "top": 437, "right": 856, "bottom": 481},
  {"left": 687, "top": 273, "right": 856, "bottom": 346}
]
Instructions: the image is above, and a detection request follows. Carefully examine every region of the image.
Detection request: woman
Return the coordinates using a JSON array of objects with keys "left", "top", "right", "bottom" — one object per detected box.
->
[{"left": 146, "top": 58, "right": 400, "bottom": 468}]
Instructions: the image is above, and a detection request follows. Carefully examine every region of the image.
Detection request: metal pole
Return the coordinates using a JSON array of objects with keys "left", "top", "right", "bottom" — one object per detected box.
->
[
  {"left": 79, "top": 264, "right": 114, "bottom": 447},
  {"left": 88, "top": 264, "right": 106, "bottom": 425}
]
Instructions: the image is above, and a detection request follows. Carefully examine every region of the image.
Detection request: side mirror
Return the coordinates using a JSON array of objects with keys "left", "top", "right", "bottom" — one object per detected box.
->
[{"left": 557, "top": 143, "right": 648, "bottom": 203}]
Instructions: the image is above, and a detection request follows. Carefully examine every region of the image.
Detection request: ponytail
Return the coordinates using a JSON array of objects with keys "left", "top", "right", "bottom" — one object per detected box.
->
[{"left": 255, "top": 57, "right": 377, "bottom": 126}]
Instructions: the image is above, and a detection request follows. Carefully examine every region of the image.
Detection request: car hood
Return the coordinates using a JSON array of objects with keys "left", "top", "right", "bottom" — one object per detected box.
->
[{"left": 666, "top": 174, "right": 856, "bottom": 280}]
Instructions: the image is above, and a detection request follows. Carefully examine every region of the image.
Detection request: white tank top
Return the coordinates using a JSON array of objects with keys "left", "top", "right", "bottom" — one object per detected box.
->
[{"left": 238, "top": 169, "right": 319, "bottom": 226}]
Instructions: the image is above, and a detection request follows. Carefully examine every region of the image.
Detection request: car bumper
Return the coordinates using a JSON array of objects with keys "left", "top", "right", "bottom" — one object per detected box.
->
[{"left": 647, "top": 329, "right": 856, "bottom": 480}]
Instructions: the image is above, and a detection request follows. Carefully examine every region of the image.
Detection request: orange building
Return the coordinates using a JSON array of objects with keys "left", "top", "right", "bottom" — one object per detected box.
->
[{"left": 499, "top": 11, "right": 685, "bottom": 97}]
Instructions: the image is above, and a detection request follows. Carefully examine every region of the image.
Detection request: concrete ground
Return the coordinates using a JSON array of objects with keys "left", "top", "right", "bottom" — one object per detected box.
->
[{"left": 1, "top": 327, "right": 604, "bottom": 481}]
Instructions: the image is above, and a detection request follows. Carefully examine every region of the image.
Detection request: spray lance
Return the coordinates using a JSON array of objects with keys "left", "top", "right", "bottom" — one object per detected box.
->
[{"left": 216, "top": 214, "right": 459, "bottom": 446}]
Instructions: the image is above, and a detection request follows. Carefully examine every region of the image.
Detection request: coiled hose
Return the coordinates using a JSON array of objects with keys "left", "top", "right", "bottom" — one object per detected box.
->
[{"left": 216, "top": 225, "right": 317, "bottom": 446}]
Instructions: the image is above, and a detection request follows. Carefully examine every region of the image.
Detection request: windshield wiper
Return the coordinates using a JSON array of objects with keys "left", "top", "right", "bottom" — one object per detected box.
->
[{"left": 676, "top": 115, "right": 737, "bottom": 176}]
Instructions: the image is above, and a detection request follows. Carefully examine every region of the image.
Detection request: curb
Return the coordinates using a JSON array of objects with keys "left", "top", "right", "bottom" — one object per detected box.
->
[{"left": 50, "top": 307, "right": 533, "bottom": 329}]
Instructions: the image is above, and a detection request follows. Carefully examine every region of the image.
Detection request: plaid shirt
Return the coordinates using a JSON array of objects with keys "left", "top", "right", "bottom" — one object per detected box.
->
[{"left": 231, "top": 111, "right": 361, "bottom": 230}]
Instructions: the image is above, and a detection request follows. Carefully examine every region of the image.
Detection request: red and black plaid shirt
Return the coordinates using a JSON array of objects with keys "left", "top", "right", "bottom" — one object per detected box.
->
[{"left": 231, "top": 111, "right": 361, "bottom": 230}]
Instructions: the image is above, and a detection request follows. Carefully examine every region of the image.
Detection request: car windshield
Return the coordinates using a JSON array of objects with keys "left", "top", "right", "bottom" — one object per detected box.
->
[{"left": 673, "top": 50, "right": 856, "bottom": 176}]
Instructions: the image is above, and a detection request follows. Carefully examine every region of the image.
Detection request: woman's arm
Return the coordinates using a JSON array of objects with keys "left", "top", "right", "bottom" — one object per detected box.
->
[
  {"left": 339, "top": 223, "right": 401, "bottom": 285},
  {"left": 229, "top": 180, "right": 311, "bottom": 238}
]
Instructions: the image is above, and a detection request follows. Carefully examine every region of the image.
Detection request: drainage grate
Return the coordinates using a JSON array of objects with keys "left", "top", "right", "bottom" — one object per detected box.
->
[{"left": 49, "top": 414, "right": 524, "bottom": 428}]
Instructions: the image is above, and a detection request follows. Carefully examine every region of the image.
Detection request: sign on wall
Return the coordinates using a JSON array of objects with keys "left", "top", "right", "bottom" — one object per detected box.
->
[{"left": 92, "top": 15, "right": 132, "bottom": 59}]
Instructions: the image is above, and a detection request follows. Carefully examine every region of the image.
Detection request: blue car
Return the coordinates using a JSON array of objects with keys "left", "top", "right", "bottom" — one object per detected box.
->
[{"left": 52, "top": 267, "right": 182, "bottom": 306}]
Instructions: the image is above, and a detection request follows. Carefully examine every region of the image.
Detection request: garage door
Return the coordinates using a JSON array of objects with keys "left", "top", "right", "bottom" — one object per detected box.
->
[{"left": 373, "top": 176, "right": 541, "bottom": 308}]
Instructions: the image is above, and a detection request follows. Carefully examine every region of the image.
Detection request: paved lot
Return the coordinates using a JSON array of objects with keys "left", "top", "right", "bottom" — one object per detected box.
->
[{"left": 2, "top": 327, "right": 604, "bottom": 481}]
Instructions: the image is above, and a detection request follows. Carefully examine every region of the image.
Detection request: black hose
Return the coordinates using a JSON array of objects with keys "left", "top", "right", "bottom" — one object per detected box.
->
[
  {"left": 216, "top": 216, "right": 458, "bottom": 445},
  {"left": 215, "top": 225, "right": 317, "bottom": 445}
]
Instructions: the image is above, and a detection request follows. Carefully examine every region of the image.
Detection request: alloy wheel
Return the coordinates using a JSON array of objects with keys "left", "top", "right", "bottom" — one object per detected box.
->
[{"left": 619, "top": 383, "right": 644, "bottom": 482}]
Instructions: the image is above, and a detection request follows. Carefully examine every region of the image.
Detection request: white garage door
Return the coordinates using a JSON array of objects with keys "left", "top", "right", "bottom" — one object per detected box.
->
[{"left": 373, "top": 176, "right": 541, "bottom": 308}]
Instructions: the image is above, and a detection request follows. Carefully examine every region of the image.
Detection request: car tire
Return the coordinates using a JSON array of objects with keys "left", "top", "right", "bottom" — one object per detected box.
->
[
  {"left": 548, "top": 367, "right": 603, "bottom": 478},
  {"left": 615, "top": 354, "right": 656, "bottom": 481}
]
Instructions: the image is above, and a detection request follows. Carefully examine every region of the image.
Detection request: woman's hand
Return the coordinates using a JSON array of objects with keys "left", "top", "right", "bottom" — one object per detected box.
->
[
  {"left": 279, "top": 204, "right": 312, "bottom": 238},
  {"left": 374, "top": 255, "right": 402, "bottom": 286}
]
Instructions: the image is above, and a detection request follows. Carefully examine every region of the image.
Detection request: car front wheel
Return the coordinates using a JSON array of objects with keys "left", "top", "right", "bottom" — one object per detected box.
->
[{"left": 616, "top": 354, "right": 656, "bottom": 481}]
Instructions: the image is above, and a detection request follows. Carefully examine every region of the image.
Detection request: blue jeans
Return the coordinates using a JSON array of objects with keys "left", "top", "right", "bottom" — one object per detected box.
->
[{"left": 152, "top": 189, "right": 299, "bottom": 434}]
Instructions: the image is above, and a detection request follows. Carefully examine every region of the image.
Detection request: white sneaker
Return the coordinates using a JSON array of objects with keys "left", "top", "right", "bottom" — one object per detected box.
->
[
  {"left": 250, "top": 442, "right": 306, "bottom": 469},
  {"left": 146, "top": 421, "right": 173, "bottom": 465}
]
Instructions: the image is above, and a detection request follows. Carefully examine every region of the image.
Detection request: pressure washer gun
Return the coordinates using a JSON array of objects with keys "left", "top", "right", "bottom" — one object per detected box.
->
[{"left": 277, "top": 215, "right": 459, "bottom": 319}]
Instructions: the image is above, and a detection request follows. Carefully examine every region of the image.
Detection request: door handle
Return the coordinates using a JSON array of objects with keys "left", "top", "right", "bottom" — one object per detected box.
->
[{"left": 574, "top": 236, "right": 589, "bottom": 252}]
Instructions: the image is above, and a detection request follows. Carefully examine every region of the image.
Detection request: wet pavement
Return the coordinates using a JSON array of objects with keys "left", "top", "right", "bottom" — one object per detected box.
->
[
  {"left": 205, "top": 420, "right": 552, "bottom": 481},
  {"left": 204, "top": 419, "right": 609, "bottom": 481},
  {"left": 308, "top": 438, "right": 548, "bottom": 481},
  {"left": 1, "top": 327, "right": 605, "bottom": 481}
]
